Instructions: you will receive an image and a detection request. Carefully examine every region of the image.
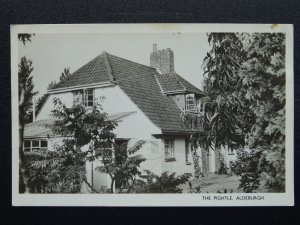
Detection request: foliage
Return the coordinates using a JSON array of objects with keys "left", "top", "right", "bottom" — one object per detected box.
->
[
  {"left": 18, "top": 33, "right": 34, "bottom": 45},
  {"left": 230, "top": 150, "right": 262, "bottom": 192},
  {"left": 59, "top": 67, "right": 71, "bottom": 82},
  {"left": 200, "top": 33, "right": 246, "bottom": 150},
  {"left": 135, "top": 171, "right": 192, "bottom": 193},
  {"left": 28, "top": 96, "right": 146, "bottom": 193},
  {"left": 51, "top": 98, "right": 117, "bottom": 192},
  {"left": 95, "top": 140, "right": 146, "bottom": 193},
  {"left": 35, "top": 93, "right": 49, "bottom": 116},
  {"left": 217, "top": 153, "right": 228, "bottom": 175},
  {"left": 25, "top": 142, "right": 86, "bottom": 193},
  {"left": 19, "top": 57, "right": 38, "bottom": 125},
  {"left": 18, "top": 34, "right": 36, "bottom": 193},
  {"left": 217, "top": 188, "right": 233, "bottom": 193},
  {"left": 198, "top": 33, "right": 286, "bottom": 192},
  {"left": 24, "top": 98, "right": 117, "bottom": 193},
  {"left": 188, "top": 181, "right": 201, "bottom": 193},
  {"left": 35, "top": 67, "right": 72, "bottom": 117},
  {"left": 47, "top": 67, "right": 71, "bottom": 90}
]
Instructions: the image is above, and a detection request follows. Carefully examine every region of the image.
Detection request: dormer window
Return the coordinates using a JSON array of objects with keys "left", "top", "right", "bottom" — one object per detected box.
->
[
  {"left": 73, "top": 89, "right": 94, "bottom": 107},
  {"left": 185, "top": 94, "right": 195, "bottom": 111}
]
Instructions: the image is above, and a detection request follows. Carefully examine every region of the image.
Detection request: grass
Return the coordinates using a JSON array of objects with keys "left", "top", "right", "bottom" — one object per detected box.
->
[{"left": 181, "top": 174, "right": 244, "bottom": 193}]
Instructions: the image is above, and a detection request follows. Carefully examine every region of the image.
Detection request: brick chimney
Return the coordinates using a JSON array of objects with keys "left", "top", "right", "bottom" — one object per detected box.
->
[{"left": 150, "top": 44, "right": 175, "bottom": 74}]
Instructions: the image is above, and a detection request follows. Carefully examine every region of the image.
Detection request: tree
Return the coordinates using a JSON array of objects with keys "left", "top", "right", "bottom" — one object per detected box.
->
[
  {"left": 235, "top": 33, "right": 286, "bottom": 192},
  {"left": 197, "top": 33, "right": 285, "bottom": 192},
  {"left": 18, "top": 33, "right": 33, "bottom": 45},
  {"left": 95, "top": 140, "right": 146, "bottom": 193},
  {"left": 59, "top": 67, "right": 71, "bottom": 82},
  {"left": 47, "top": 67, "right": 72, "bottom": 90},
  {"left": 49, "top": 98, "right": 117, "bottom": 192},
  {"left": 18, "top": 33, "right": 37, "bottom": 193},
  {"left": 34, "top": 67, "right": 72, "bottom": 117},
  {"left": 19, "top": 57, "right": 38, "bottom": 124}
]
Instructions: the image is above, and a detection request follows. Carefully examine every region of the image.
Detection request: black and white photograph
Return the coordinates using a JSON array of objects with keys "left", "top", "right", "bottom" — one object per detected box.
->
[{"left": 11, "top": 24, "right": 294, "bottom": 206}]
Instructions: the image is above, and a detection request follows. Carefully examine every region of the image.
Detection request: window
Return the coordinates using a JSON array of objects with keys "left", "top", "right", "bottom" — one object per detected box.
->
[
  {"left": 73, "top": 90, "right": 84, "bottom": 104},
  {"left": 164, "top": 139, "right": 175, "bottom": 162},
  {"left": 24, "top": 140, "right": 31, "bottom": 152},
  {"left": 23, "top": 140, "right": 48, "bottom": 152},
  {"left": 185, "top": 94, "right": 195, "bottom": 111},
  {"left": 84, "top": 89, "right": 94, "bottom": 107},
  {"left": 73, "top": 89, "right": 94, "bottom": 107}
]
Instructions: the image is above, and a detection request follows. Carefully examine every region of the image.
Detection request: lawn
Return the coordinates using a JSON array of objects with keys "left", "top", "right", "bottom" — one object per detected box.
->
[{"left": 181, "top": 174, "right": 244, "bottom": 193}]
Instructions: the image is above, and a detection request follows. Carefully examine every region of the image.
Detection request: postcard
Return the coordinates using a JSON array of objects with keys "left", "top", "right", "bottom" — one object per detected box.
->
[{"left": 11, "top": 24, "right": 294, "bottom": 206}]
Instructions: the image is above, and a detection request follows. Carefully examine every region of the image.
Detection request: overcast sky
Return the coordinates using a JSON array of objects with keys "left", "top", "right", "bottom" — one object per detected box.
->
[{"left": 18, "top": 33, "right": 211, "bottom": 97}]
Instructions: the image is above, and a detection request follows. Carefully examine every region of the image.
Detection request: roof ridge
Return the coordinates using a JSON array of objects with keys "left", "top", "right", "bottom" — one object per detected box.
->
[
  {"left": 102, "top": 51, "right": 116, "bottom": 83},
  {"left": 49, "top": 53, "right": 104, "bottom": 90},
  {"left": 106, "top": 52, "right": 157, "bottom": 71}
]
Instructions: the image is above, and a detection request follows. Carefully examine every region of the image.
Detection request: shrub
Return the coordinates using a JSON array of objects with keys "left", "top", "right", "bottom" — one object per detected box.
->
[
  {"left": 135, "top": 171, "right": 192, "bottom": 193},
  {"left": 230, "top": 150, "right": 261, "bottom": 193}
]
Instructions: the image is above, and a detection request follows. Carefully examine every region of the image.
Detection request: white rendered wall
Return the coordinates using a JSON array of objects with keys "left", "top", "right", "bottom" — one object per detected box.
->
[
  {"left": 221, "top": 145, "right": 237, "bottom": 168},
  {"left": 127, "top": 138, "right": 163, "bottom": 175},
  {"left": 95, "top": 86, "right": 161, "bottom": 139},
  {"left": 82, "top": 159, "right": 112, "bottom": 193},
  {"left": 37, "top": 85, "right": 161, "bottom": 139},
  {"left": 36, "top": 92, "right": 73, "bottom": 120},
  {"left": 208, "top": 147, "right": 216, "bottom": 173},
  {"left": 161, "top": 138, "right": 194, "bottom": 176}
]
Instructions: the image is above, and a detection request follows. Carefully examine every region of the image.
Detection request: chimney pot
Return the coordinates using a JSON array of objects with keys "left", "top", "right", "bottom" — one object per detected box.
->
[{"left": 153, "top": 44, "right": 157, "bottom": 52}]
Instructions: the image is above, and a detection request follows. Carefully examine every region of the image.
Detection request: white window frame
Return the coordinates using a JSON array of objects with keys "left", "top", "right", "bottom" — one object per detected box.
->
[
  {"left": 84, "top": 89, "right": 94, "bottom": 107},
  {"left": 23, "top": 139, "right": 48, "bottom": 152},
  {"left": 185, "top": 93, "right": 196, "bottom": 111},
  {"left": 73, "top": 89, "right": 94, "bottom": 107},
  {"left": 164, "top": 139, "right": 175, "bottom": 161}
]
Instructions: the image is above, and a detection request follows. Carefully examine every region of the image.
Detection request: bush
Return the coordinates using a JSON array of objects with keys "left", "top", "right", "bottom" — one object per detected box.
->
[
  {"left": 230, "top": 150, "right": 261, "bottom": 193},
  {"left": 25, "top": 145, "right": 86, "bottom": 193},
  {"left": 135, "top": 171, "right": 192, "bottom": 193}
]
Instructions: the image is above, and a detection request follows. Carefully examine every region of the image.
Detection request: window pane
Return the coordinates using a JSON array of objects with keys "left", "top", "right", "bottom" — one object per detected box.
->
[
  {"left": 24, "top": 148, "right": 31, "bottom": 152},
  {"left": 185, "top": 94, "right": 195, "bottom": 111},
  {"left": 32, "top": 141, "right": 39, "bottom": 147},
  {"left": 24, "top": 141, "right": 30, "bottom": 147},
  {"left": 41, "top": 141, "right": 47, "bottom": 148},
  {"left": 165, "top": 139, "right": 175, "bottom": 160},
  {"left": 32, "top": 148, "right": 39, "bottom": 152},
  {"left": 73, "top": 90, "right": 83, "bottom": 104},
  {"left": 84, "top": 89, "right": 94, "bottom": 106}
]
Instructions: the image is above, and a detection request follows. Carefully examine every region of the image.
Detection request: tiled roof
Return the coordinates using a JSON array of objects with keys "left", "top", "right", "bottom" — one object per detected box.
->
[
  {"left": 50, "top": 52, "right": 204, "bottom": 133},
  {"left": 52, "top": 53, "right": 114, "bottom": 89},
  {"left": 24, "top": 112, "right": 138, "bottom": 138},
  {"left": 24, "top": 119, "right": 56, "bottom": 138},
  {"left": 107, "top": 111, "right": 137, "bottom": 122},
  {"left": 155, "top": 72, "right": 206, "bottom": 95}
]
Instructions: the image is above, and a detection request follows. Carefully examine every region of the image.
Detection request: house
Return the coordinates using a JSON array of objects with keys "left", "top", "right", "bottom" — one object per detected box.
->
[{"left": 23, "top": 44, "right": 236, "bottom": 192}]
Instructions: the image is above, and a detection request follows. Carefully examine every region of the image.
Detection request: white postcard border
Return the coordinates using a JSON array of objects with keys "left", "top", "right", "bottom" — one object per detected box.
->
[{"left": 11, "top": 24, "right": 294, "bottom": 206}]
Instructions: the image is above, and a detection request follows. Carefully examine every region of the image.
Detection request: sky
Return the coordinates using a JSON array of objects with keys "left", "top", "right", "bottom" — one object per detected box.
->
[{"left": 18, "top": 32, "right": 211, "bottom": 98}]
